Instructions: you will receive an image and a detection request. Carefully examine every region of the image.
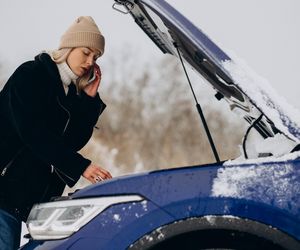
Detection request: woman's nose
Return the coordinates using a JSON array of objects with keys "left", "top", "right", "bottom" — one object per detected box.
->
[{"left": 86, "top": 57, "right": 94, "bottom": 66}]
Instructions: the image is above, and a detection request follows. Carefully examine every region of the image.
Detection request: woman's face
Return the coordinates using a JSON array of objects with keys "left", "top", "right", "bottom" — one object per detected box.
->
[{"left": 67, "top": 47, "right": 100, "bottom": 77}]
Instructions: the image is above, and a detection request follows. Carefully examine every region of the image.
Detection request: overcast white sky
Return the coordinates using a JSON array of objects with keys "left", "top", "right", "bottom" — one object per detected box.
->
[{"left": 1, "top": 0, "right": 300, "bottom": 108}]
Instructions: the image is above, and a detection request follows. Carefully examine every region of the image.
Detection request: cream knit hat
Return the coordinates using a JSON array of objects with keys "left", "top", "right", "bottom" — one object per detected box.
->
[{"left": 59, "top": 16, "right": 105, "bottom": 56}]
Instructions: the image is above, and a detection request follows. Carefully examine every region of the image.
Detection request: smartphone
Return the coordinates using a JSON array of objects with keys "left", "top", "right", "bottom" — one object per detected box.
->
[{"left": 88, "top": 67, "right": 96, "bottom": 83}]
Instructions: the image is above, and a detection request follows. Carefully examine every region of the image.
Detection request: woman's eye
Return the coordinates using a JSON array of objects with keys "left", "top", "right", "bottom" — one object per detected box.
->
[{"left": 83, "top": 50, "right": 90, "bottom": 56}]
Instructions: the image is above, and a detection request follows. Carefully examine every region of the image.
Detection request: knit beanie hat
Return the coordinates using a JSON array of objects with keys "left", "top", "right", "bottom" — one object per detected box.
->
[{"left": 59, "top": 16, "right": 105, "bottom": 56}]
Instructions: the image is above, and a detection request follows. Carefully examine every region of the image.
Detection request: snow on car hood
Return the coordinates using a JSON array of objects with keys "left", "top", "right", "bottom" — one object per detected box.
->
[
  {"left": 212, "top": 151, "right": 300, "bottom": 215},
  {"left": 222, "top": 54, "right": 300, "bottom": 142}
]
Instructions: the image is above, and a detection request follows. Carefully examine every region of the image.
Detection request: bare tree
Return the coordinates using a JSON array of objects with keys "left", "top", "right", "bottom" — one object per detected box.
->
[{"left": 79, "top": 54, "right": 246, "bottom": 178}]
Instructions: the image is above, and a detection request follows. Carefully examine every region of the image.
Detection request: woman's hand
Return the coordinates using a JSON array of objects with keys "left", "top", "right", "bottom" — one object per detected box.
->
[
  {"left": 84, "top": 64, "right": 101, "bottom": 97},
  {"left": 82, "top": 164, "right": 112, "bottom": 184}
]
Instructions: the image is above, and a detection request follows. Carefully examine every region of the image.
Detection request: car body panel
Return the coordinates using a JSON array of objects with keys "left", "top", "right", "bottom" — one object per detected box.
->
[
  {"left": 22, "top": 199, "right": 174, "bottom": 250},
  {"left": 74, "top": 159, "right": 300, "bottom": 237},
  {"left": 21, "top": 158, "right": 300, "bottom": 249}
]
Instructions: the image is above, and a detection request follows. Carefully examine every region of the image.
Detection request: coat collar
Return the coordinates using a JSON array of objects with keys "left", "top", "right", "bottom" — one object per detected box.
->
[{"left": 34, "top": 53, "right": 67, "bottom": 99}]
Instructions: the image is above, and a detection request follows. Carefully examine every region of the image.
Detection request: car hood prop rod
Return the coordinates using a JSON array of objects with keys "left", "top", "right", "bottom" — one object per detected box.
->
[{"left": 175, "top": 44, "right": 220, "bottom": 163}]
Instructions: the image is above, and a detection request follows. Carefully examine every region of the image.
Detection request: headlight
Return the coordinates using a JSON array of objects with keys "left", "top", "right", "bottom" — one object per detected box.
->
[{"left": 27, "top": 195, "right": 143, "bottom": 240}]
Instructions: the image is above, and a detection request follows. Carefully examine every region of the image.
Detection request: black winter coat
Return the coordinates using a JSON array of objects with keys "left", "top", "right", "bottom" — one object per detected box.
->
[{"left": 0, "top": 53, "right": 106, "bottom": 221}]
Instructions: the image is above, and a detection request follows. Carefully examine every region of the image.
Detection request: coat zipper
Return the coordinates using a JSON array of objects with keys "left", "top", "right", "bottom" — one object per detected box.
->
[
  {"left": 54, "top": 96, "right": 76, "bottom": 184},
  {"left": 1, "top": 99, "right": 70, "bottom": 177},
  {"left": 1, "top": 148, "right": 24, "bottom": 176},
  {"left": 53, "top": 166, "right": 76, "bottom": 184},
  {"left": 56, "top": 96, "right": 71, "bottom": 135}
]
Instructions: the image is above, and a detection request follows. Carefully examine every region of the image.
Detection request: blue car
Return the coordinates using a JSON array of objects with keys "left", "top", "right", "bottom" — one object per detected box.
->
[{"left": 20, "top": 0, "right": 300, "bottom": 249}]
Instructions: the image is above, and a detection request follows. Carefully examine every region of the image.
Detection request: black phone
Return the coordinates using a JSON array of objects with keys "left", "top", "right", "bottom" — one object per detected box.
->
[{"left": 88, "top": 67, "right": 96, "bottom": 83}]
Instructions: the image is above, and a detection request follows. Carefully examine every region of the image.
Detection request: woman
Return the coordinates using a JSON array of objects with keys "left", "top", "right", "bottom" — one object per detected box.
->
[{"left": 0, "top": 16, "right": 112, "bottom": 249}]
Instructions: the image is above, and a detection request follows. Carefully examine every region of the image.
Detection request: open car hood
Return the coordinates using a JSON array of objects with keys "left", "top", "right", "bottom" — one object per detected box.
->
[{"left": 113, "top": 0, "right": 300, "bottom": 146}]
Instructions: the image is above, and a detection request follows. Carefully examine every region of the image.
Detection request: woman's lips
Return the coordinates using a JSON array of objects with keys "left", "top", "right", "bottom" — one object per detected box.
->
[{"left": 79, "top": 67, "right": 88, "bottom": 75}]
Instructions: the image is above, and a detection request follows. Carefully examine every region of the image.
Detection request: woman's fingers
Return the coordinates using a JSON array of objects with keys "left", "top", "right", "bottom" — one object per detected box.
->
[
  {"left": 93, "top": 170, "right": 112, "bottom": 182},
  {"left": 82, "top": 164, "right": 112, "bottom": 184},
  {"left": 97, "top": 167, "right": 112, "bottom": 179},
  {"left": 84, "top": 76, "right": 100, "bottom": 97},
  {"left": 94, "top": 63, "right": 100, "bottom": 73},
  {"left": 83, "top": 66, "right": 102, "bottom": 97}
]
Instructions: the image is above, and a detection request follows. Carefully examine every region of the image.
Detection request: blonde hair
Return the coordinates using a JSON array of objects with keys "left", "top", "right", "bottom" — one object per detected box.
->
[{"left": 50, "top": 48, "right": 91, "bottom": 93}]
